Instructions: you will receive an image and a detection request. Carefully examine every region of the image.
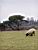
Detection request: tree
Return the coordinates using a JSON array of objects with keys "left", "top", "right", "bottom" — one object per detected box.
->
[
  {"left": 9, "top": 15, "right": 25, "bottom": 30},
  {"left": 30, "top": 17, "right": 34, "bottom": 25},
  {"left": 27, "top": 17, "right": 29, "bottom": 21},
  {"left": 9, "top": 15, "right": 24, "bottom": 21},
  {"left": 30, "top": 17, "right": 34, "bottom": 22},
  {"left": 0, "top": 23, "right": 5, "bottom": 31}
]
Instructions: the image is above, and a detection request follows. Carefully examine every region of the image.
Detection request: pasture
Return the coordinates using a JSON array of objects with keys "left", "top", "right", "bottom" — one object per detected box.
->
[{"left": 0, "top": 30, "right": 38, "bottom": 50}]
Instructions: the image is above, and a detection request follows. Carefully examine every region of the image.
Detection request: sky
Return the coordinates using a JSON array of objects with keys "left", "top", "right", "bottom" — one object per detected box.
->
[{"left": 0, "top": 0, "right": 38, "bottom": 22}]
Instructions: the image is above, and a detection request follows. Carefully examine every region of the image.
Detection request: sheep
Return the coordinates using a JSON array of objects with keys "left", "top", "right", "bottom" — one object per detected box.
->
[{"left": 26, "top": 28, "right": 36, "bottom": 36}]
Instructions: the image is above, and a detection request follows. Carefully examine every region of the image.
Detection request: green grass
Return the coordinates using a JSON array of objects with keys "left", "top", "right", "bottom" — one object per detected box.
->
[{"left": 0, "top": 30, "right": 38, "bottom": 50}]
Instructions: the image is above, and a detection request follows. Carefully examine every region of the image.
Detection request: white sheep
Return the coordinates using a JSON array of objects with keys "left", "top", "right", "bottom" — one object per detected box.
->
[{"left": 26, "top": 28, "right": 36, "bottom": 36}]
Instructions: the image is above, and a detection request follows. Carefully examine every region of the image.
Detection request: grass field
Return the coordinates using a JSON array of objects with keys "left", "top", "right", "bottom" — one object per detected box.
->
[{"left": 0, "top": 30, "right": 38, "bottom": 50}]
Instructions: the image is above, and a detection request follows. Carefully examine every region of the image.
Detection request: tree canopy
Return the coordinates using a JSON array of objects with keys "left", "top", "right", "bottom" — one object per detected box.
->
[{"left": 9, "top": 15, "right": 25, "bottom": 21}]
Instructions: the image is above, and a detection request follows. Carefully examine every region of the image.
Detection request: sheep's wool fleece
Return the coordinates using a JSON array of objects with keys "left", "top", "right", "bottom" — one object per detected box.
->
[{"left": 26, "top": 28, "right": 36, "bottom": 33}]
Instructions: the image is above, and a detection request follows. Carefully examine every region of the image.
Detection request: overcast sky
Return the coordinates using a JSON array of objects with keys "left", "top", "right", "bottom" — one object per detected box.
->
[{"left": 0, "top": 0, "right": 38, "bottom": 22}]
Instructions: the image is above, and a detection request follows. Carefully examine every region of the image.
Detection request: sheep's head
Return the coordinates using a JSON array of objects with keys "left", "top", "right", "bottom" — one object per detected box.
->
[{"left": 26, "top": 33, "right": 29, "bottom": 36}]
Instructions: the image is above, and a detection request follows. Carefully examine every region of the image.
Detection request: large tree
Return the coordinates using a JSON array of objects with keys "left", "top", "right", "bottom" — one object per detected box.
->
[
  {"left": 9, "top": 15, "right": 24, "bottom": 21},
  {"left": 9, "top": 15, "right": 25, "bottom": 30}
]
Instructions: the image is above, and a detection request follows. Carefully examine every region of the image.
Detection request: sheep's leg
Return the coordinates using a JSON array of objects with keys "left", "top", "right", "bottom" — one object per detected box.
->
[
  {"left": 33, "top": 33, "right": 35, "bottom": 36},
  {"left": 29, "top": 33, "right": 31, "bottom": 36},
  {"left": 33, "top": 31, "right": 35, "bottom": 36}
]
